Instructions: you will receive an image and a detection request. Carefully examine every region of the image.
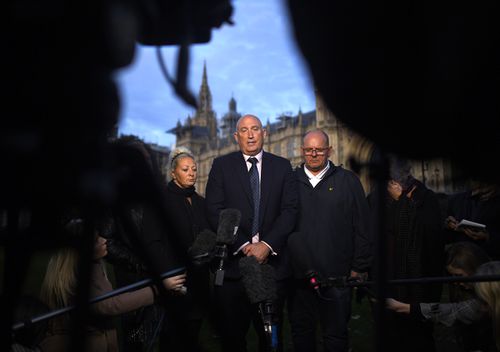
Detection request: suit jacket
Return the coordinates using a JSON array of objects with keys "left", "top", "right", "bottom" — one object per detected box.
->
[{"left": 205, "top": 151, "right": 298, "bottom": 279}]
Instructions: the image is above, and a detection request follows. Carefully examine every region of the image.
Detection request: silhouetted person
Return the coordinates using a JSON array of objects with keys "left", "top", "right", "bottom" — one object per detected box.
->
[{"left": 369, "top": 157, "right": 444, "bottom": 352}]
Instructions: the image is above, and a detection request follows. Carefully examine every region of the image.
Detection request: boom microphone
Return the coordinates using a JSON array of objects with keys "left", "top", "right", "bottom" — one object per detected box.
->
[
  {"left": 188, "top": 229, "right": 217, "bottom": 266},
  {"left": 214, "top": 208, "right": 241, "bottom": 286},
  {"left": 288, "top": 232, "right": 369, "bottom": 301},
  {"left": 239, "top": 256, "right": 278, "bottom": 351},
  {"left": 216, "top": 208, "right": 241, "bottom": 244},
  {"left": 239, "top": 256, "right": 277, "bottom": 303}
]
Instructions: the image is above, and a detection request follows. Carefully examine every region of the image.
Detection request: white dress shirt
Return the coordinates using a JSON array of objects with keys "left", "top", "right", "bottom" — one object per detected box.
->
[
  {"left": 234, "top": 150, "right": 276, "bottom": 256},
  {"left": 304, "top": 162, "right": 330, "bottom": 188},
  {"left": 242, "top": 150, "right": 263, "bottom": 183}
]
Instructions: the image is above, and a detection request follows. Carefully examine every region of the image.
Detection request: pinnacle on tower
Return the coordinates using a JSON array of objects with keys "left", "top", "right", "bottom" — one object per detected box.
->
[
  {"left": 202, "top": 61, "right": 208, "bottom": 87},
  {"left": 198, "top": 60, "right": 212, "bottom": 113},
  {"left": 229, "top": 96, "right": 237, "bottom": 111}
]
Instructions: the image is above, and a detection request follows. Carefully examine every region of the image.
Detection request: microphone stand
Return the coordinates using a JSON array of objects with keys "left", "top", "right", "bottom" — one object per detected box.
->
[
  {"left": 258, "top": 301, "right": 278, "bottom": 352},
  {"left": 213, "top": 243, "right": 228, "bottom": 286},
  {"left": 321, "top": 273, "right": 500, "bottom": 288},
  {"left": 307, "top": 272, "right": 500, "bottom": 301}
]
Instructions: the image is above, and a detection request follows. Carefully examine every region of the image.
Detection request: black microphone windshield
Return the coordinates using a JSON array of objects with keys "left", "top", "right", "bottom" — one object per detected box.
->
[
  {"left": 188, "top": 229, "right": 217, "bottom": 263},
  {"left": 216, "top": 208, "right": 241, "bottom": 244},
  {"left": 239, "top": 256, "right": 277, "bottom": 304}
]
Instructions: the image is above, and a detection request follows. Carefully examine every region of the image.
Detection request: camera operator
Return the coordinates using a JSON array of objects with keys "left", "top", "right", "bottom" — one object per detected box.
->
[{"left": 105, "top": 136, "right": 187, "bottom": 352}]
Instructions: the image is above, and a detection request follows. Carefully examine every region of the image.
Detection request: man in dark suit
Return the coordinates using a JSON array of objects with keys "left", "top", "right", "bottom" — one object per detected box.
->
[{"left": 205, "top": 114, "right": 298, "bottom": 352}]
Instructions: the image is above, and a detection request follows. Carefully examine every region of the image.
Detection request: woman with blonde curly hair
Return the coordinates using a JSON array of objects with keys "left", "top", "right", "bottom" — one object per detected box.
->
[{"left": 160, "top": 146, "right": 211, "bottom": 352}]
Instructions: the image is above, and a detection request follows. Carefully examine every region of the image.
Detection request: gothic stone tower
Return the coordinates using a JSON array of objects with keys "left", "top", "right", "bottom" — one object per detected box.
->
[
  {"left": 168, "top": 62, "right": 218, "bottom": 155},
  {"left": 194, "top": 62, "right": 218, "bottom": 141}
]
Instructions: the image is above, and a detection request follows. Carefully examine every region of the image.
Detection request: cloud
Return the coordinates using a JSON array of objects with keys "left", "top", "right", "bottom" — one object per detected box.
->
[{"left": 116, "top": 0, "right": 315, "bottom": 147}]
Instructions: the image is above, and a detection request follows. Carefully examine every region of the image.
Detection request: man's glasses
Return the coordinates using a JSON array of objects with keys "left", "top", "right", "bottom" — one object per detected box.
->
[{"left": 302, "top": 147, "right": 330, "bottom": 156}]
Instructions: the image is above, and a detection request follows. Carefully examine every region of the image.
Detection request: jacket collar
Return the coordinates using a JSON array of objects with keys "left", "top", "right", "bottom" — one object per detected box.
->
[{"left": 297, "top": 160, "right": 337, "bottom": 185}]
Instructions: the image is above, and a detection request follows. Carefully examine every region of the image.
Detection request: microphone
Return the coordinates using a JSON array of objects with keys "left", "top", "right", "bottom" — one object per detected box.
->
[
  {"left": 188, "top": 229, "right": 217, "bottom": 266},
  {"left": 288, "top": 233, "right": 363, "bottom": 301},
  {"left": 239, "top": 256, "right": 278, "bottom": 351},
  {"left": 214, "top": 208, "right": 241, "bottom": 286},
  {"left": 216, "top": 208, "right": 241, "bottom": 244}
]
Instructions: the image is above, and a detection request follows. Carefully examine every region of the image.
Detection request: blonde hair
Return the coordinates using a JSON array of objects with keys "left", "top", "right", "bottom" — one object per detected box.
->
[
  {"left": 40, "top": 248, "right": 79, "bottom": 310},
  {"left": 168, "top": 146, "right": 195, "bottom": 180},
  {"left": 474, "top": 261, "right": 500, "bottom": 350}
]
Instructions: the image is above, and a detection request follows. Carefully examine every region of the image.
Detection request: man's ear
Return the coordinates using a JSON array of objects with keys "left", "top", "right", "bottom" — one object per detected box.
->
[
  {"left": 262, "top": 128, "right": 268, "bottom": 138},
  {"left": 233, "top": 131, "right": 239, "bottom": 144},
  {"left": 326, "top": 146, "right": 332, "bottom": 158}
]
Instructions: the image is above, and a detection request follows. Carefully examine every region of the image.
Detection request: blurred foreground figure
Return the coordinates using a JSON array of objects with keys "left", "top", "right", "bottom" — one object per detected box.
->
[
  {"left": 387, "top": 260, "right": 500, "bottom": 352},
  {"left": 39, "top": 219, "right": 184, "bottom": 352},
  {"left": 445, "top": 180, "right": 500, "bottom": 260},
  {"left": 369, "top": 157, "right": 444, "bottom": 352},
  {"left": 106, "top": 137, "right": 187, "bottom": 352},
  {"left": 286, "top": 0, "right": 499, "bottom": 181}
]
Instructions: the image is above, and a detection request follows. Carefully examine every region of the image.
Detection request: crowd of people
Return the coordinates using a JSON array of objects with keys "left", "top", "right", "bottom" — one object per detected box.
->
[{"left": 10, "top": 114, "right": 500, "bottom": 352}]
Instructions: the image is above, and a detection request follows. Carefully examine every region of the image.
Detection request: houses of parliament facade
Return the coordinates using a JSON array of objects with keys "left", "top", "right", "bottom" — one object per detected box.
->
[{"left": 169, "top": 64, "right": 459, "bottom": 196}]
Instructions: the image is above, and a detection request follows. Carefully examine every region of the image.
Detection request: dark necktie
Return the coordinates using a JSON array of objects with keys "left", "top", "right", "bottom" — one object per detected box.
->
[{"left": 248, "top": 157, "right": 260, "bottom": 236}]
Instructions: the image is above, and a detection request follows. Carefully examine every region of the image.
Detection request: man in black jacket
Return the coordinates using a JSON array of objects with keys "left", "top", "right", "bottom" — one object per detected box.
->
[
  {"left": 205, "top": 114, "right": 298, "bottom": 352},
  {"left": 288, "top": 129, "right": 371, "bottom": 352}
]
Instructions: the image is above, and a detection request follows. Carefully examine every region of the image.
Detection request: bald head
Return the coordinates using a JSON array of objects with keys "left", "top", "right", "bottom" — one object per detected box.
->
[
  {"left": 234, "top": 114, "right": 267, "bottom": 156},
  {"left": 303, "top": 129, "right": 329, "bottom": 146},
  {"left": 302, "top": 129, "right": 331, "bottom": 175},
  {"left": 236, "top": 114, "right": 263, "bottom": 131}
]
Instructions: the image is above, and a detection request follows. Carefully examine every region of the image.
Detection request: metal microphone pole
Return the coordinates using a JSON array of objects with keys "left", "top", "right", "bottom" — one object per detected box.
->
[
  {"left": 317, "top": 273, "right": 500, "bottom": 290},
  {"left": 12, "top": 266, "right": 186, "bottom": 331}
]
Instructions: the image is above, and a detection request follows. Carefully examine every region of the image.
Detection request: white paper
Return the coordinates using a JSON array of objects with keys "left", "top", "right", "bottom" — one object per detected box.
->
[{"left": 457, "top": 219, "right": 486, "bottom": 230}]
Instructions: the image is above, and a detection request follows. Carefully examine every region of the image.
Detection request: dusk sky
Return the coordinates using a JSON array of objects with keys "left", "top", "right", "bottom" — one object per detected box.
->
[{"left": 115, "top": 0, "right": 316, "bottom": 147}]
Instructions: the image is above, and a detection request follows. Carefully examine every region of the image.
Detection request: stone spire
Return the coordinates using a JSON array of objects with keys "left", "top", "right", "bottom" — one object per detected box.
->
[
  {"left": 229, "top": 95, "right": 237, "bottom": 112},
  {"left": 197, "top": 61, "right": 212, "bottom": 114}
]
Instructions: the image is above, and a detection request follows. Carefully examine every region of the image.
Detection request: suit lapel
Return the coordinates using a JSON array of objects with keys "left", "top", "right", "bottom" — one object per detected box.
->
[
  {"left": 259, "top": 152, "right": 273, "bottom": 227},
  {"left": 234, "top": 152, "right": 253, "bottom": 205}
]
